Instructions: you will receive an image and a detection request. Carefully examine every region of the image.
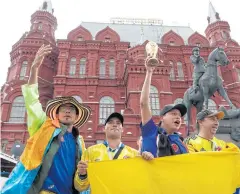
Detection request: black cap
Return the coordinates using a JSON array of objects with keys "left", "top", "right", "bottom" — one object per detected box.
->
[
  {"left": 160, "top": 104, "right": 187, "bottom": 117},
  {"left": 105, "top": 112, "right": 124, "bottom": 125},
  {"left": 196, "top": 109, "right": 224, "bottom": 121}
]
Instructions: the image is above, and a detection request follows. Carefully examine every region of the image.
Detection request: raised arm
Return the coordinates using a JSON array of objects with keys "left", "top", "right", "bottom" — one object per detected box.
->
[
  {"left": 22, "top": 44, "right": 52, "bottom": 136},
  {"left": 140, "top": 60, "right": 155, "bottom": 125}
]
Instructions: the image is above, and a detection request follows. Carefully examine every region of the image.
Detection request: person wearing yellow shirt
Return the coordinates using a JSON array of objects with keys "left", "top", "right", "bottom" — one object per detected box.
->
[
  {"left": 184, "top": 109, "right": 239, "bottom": 152},
  {"left": 74, "top": 112, "right": 139, "bottom": 193},
  {"left": 184, "top": 109, "right": 240, "bottom": 194}
]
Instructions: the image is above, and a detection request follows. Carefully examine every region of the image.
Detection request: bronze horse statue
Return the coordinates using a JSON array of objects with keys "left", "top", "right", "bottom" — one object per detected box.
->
[{"left": 183, "top": 47, "right": 236, "bottom": 134}]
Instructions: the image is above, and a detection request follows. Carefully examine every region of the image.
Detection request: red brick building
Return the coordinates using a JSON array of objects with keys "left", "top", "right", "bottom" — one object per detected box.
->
[{"left": 1, "top": 1, "right": 240, "bottom": 153}]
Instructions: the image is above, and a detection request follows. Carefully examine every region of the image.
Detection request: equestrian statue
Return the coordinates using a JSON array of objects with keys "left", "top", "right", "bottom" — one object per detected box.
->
[{"left": 183, "top": 47, "right": 237, "bottom": 134}]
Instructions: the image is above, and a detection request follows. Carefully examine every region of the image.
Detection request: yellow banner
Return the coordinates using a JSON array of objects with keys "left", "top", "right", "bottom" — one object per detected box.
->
[{"left": 88, "top": 152, "right": 240, "bottom": 194}]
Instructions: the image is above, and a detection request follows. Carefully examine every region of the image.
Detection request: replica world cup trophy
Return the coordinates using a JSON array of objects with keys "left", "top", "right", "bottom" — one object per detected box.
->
[{"left": 145, "top": 41, "right": 160, "bottom": 67}]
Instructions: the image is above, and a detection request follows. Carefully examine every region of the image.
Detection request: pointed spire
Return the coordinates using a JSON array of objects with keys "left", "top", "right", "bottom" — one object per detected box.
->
[
  {"left": 39, "top": 0, "right": 54, "bottom": 14},
  {"left": 207, "top": 2, "right": 220, "bottom": 24},
  {"left": 139, "top": 26, "right": 144, "bottom": 45}
]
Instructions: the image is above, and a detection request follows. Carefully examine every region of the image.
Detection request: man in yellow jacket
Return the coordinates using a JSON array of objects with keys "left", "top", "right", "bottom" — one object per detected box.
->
[
  {"left": 74, "top": 112, "right": 139, "bottom": 192},
  {"left": 184, "top": 109, "right": 240, "bottom": 194},
  {"left": 184, "top": 109, "right": 239, "bottom": 152}
]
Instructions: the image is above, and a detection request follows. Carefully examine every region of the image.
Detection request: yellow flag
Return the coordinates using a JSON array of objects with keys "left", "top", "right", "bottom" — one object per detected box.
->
[{"left": 88, "top": 152, "right": 240, "bottom": 194}]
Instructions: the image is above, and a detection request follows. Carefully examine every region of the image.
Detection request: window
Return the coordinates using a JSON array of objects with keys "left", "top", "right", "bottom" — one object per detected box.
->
[
  {"left": 109, "top": 59, "right": 115, "bottom": 79},
  {"left": 14, "top": 139, "right": 21, "bottom": 144},
  {"left": 9, "top": 96, "right": 26, "bottom": 122},
  {"left": 72, "top": 96, "right": 82, "bottom": 103},
  {"left": 69, "top": 57, "right": 76, "bottom": 76},
  {"left": 169, "top": 61, "right": 175, "bottom": 81},
  {"left": 77, "top": 36, "right": 84, "bottom": 41},
  {"left": 99, "top": 58, "right": 106, "bottom": 78},
  {"left": 150, "top": 86, "right": 160, "bottom": 115},
  {"left": 174, "top": 98, "right": 186, "bottom": 123},
  {"left": 99, "top": 96, "right": 115, "bottom": 124},
  {"left": 20, "top": 61, "right": 28, "bottom": 80},
  {"left": 169, "top": 41, "right": 175, "bottom": 46},
  {"left": 79, "top": 58, "right": 86, "bottom": 78},
  {"left": 96, "top": 140, "right": 104, "bottom": 144},
  {"left": 196, "top": 43, "right": 201, "bottom": 47},
  {"left": 1, "top": 139, "right": 8, "bottom": 153},
  {"left": 222, "top": 31, "right": 228, "bottom": 40},
  {"left": 105, "top": 37, "right": 111, "bottom": 42},
  {"left": 38, "top": 23, "right": 42, "bottom": 30},
  {"left": 208, "top": 99, "right": 217, "bottom": 112},
  {"left": 177, "top": 62, "right": 184, "bottom": 80}
]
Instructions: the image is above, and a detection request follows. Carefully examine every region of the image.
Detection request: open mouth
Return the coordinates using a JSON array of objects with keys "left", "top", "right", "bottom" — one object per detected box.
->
[
  {"left": 174, "top": 120, "right": 180, "bottom": 125},
  {"left": 212, "top": 125, "right": 218, "bottom": 130}
]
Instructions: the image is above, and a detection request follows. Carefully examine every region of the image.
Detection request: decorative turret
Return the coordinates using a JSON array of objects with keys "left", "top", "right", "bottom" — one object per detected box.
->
[
  {"left": 205, "top": 2, "right": 231, "bottom": 47},
  {"left": 28, "top": 0, "right": 57, "bottom": 44}
]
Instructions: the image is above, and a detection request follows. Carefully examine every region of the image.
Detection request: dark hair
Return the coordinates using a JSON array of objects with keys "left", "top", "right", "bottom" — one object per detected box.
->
[{"left": 56, "top": 104, "right": 79, "bottom": 115}]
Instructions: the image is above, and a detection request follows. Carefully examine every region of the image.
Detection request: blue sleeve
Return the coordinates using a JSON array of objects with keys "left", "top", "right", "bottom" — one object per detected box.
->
[
  {"left": 140, "top": 119, "right": 158, "bottom": 157},
  {"left": 234, "top": 188, "right": 240, "bottom": 194}
]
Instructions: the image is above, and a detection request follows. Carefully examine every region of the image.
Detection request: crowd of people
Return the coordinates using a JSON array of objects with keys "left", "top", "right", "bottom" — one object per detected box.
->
[{"left": 1, "top": 45, "right": 239, "bottom": 194}]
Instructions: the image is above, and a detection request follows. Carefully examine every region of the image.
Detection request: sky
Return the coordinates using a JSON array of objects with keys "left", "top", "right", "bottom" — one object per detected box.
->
[{"left": 0, "top": 0, "right": 239, "bottom": 87}]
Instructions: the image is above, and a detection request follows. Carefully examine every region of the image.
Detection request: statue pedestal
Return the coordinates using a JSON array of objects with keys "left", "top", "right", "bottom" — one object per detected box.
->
[{"left": 217, "top": 118, "right": 240, "bottom": 147}]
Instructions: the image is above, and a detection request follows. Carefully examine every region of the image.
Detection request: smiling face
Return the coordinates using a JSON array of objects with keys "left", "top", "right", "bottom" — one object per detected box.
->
[
  {"left": 56, "top": 103, "right": 78, "bottom": 126},
  {"left": 161, "top": 109, "right": 182, "bottom": 134},
  {"left": 198, "top": 115, "right": 219, "bottom": 139},
  {"left": 104, "top": 117, "right": 123, "bottom": 139}
]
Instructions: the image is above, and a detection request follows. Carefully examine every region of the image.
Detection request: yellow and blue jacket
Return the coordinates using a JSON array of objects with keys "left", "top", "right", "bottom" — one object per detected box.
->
[{"left": 1, "top": 84, "right": 86, "bottom": 194}]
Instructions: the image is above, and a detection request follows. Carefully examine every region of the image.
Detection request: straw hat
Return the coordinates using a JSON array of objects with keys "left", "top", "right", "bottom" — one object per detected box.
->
[{"left": 46, "top": 96, "right": 91, "bottom": 128}]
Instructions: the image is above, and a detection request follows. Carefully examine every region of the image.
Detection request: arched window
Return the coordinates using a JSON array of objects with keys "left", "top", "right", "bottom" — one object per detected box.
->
[
  {"left": 222, "top": 31, "right": 228, "bottom": 40},
  {"left": 69, "top": 57, "right": 76, "bottom": 76},
  {"left": 72, "top": 96, "right": 83, "bottom": 103},
  {"left": 38, "top": 23, "right": 42, "bottom": 30},
  {"left": 79, "top": 58, "right": 86, "bottom": 78},
  {"left": 1, "top": 139, "right": 8, "bottom": 153},
  {"left": 169, "top": 61, "right": 175, "bottom": 80},
  {"left": 174, "top": 98, "right": 187, "bottom": 123},
  {"left": 150, "top": 86, "right": 160, "bottom": 115},
  {"left": 9, "top": 96, "right": 26, "bottom": 122},
  {"left": 177, "top": 62, "right": 184, "bottom": 80},
  {"left": 20, "top": 61, "right": 28, "bottom": 80},
  {"left": 109, "top": 59, "right": 115, "bottom": 79},
  {"left": 99, "top": 58, "right": 106, "bottom": 78},
  {"left": 14, "top": 139, "right": 22, "bottom": 144},
  {"left": 99, "top": 96, "right": 115, "bottom": 124},
  {"left": 208, "top": 99, "right": 217, "bottom": 112}
]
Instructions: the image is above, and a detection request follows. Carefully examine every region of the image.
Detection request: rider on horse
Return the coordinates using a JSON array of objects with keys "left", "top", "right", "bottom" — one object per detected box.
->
[{"left": 190, "top": 47, "right": 206, "bottom": 93}]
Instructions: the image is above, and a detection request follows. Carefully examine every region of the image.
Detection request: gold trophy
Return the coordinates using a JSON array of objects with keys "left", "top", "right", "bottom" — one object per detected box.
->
[{"left": 145, "top": 41, "right": 160, "bottom": 67}]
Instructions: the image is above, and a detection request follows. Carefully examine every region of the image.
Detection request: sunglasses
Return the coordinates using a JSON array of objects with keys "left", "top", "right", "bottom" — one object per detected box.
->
[{"left": 59, "top": 106, "right": 76, "bottom": 113}]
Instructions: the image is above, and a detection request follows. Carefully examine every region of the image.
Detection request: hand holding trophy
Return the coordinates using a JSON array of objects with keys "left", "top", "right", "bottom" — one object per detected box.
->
[{"left": 145, "top": 41, "right": 160, "bottom": 68}]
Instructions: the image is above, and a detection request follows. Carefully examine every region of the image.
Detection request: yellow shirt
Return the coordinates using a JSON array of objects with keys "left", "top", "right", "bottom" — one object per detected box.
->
[
  {"left": 74, "top": 143, "right": 139, "bottom": 192},
  {"left": 184, "top": 134, "right": 240, "bottom": 152}
]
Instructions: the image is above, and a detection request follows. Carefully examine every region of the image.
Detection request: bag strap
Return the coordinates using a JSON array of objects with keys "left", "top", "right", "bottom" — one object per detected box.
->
[{"left": 113, "top": 145, "right": 124, "bottom": 160}]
